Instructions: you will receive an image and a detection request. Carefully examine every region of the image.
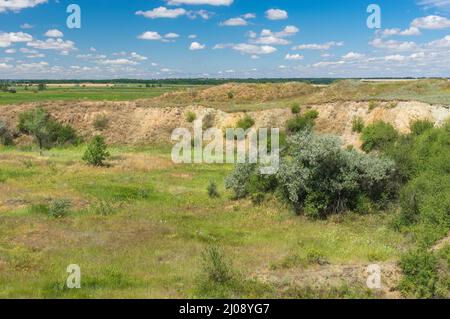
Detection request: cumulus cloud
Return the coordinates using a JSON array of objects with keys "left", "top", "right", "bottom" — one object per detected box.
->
[
  {"left": 221, "top": 17, "right": 248, "bottom": 26},
  {"left": 251, "top": 25, "right": 299, "bottom": 45},
  {"left": 266, "top": 9, "right": 288, "bottom": 20},
  {"left": 370, "top": 38, "right": 417, "bottom": 51},
  {"left": 232, "top": 43, "right": 277, "bottom": 55},
  {"left": 45, "top": 29, "right": 64, "bottom": 38},
  {"left": 417, "top": 0, "right": 450, "bottom": 10},
  {"left": 96, "top": 59, "right": 138, "bottom": 66},
  {"left": 138, "top": 31, "right": 180, "bottom": 42},
  {"left": 380, "top": 27, "right": 421, "bottom": 36},
  {"left": 0, "top": 32, "right": 33, "bottom": 47},
  {"left": 136, "top": 7, "right": 186, "bottom": 19},
  {"left": 27, "top": 38, "right": 76, "bottom": 51},
  {"left": 411, "top": 15, "right": 450, "bottom": 29},
  {"left": 285, "top": 53, "right": 303, "bottom": 60},
  {"left": 166, "top": 0, "right": 233, "bottom": 5},
  {"left": 293, "top": 41, "right": 344, "bottom": 50},
  {"left": 342, "top": 52, "right": 365, "bottom": 60},
  {"left": 190, "top": 41, "right": 206, "bottom": 50},
  {"left": 0, "top": 0, "right": 47, "bottom": 13}
]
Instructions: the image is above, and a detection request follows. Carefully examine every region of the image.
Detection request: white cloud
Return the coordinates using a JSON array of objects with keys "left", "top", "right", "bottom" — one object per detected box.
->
[
  {"left": 381, "top": 27, "right": 421, "bottom": 36},
  {"left": 411, "top": 15, "right": 450, "bottom": 29},
  {"left": 188, "top": 34, "right": 197, "bottom": 39},
  {"left": 190, "top": 41, "right": 206, "bottom": 50},
  {"left": 27, "top": 38, "right": 76, "bottom": 51},
  {"left": 293, "top": 41, "right": 344, "bottom": 50},
  {"left": 138, "top": 31, "right": 163, "bottom": 41},
  {"left": 370, "top": 38, "right": 417, "bottom": 51},
  {"left": 166, "top": 0, "right": 233, "bottom": 5},
  {"left": 136, "top": 7, "right": 186, "bottom": 19},
  {"left": 20, "top": 23, "right": 34, "bottom": 29},
  {"left": 130, "top": 52, "right": 147, "bottom": 61},
  {"left": 252, "top": 25, "right": 299, "bottom": 46},
  {"left": 285, "top": 53, "right": 303, "bottom": 60},
  {"left": 342, "top": 52, "right": 365, "bottom": 60},
  {"left": 165, "top": 33, "right": 180, "bottom": 39},
  {"left": 221, "top": 17, "right": 248, "bottom": 26},
  {"left": 0, "top": 0, "right": 47, "bottom": 13},
  {"left": 384, "top": 54, "right": 407, "bottom": 62},
  {"left": 5, "top": 48, "right": 16, "bottom": 54},
  {"left": 0, "top": 32, "right": 33, "bottom": 47},
  {"left": 232, "top": 43, "right": 277, "bottom": 55},
  {"left": 266, "top": 9, "right": 288, "bottom": 20},
  {"left": 96, "top": 59, "right": 138, "bottom": 66},
  {"left": 427, "top": 34, "right": 450, "bottom": 48},
  {"left": 45, "top": 29, "right": 64, "bottom": 38},
  {"left": 242, "top": 13, "right": 256, "bottom": 19}
]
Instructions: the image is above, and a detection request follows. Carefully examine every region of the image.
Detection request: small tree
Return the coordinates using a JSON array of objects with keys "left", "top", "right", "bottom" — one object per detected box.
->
[
  {"left": 82, "top": 135, "right": 110, "bottom": 166},
  {"left": 18, "top": 108, "right": 51, "bottom": 155},
  {"left": 38, "top": 83, "right": 47, "bottom": 91}
]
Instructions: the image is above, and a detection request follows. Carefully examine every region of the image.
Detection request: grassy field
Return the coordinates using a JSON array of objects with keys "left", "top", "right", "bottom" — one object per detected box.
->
[
  {"left": 0, "top": 145, "right": 409, "bottom": 298},
  {"left": 0, "top": 84, "right": 197, "bottom": 105}
]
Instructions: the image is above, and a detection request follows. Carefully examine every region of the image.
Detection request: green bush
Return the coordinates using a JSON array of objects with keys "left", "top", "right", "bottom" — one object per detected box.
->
[
  {"left": 351, "top": 116, "right": 364, "bottom": 133},
  {"left": 18, "top": 108, "right": 78, "bottom": 152},
  {"left": 226, "top": 131, "right": 397, "bottom": 218},
  {"left": 236, "top": 114, "right": 255, "bottom": 131},
  {"left": 202, "top": 246, "right": 233, "bottom": 284},
  {"left": 185, "top": 111, "right": 197, "bottom": 123},
  {"left": 410, "top": 119, "right": 434, "bottom": 136},
  {"left": 286, "top": 110, "right": 319, "bottom": 134},
  {"left": 49, "top": 199, "right": 71, "bottom": 218},
  {"left": 291, "top": 103, "right": 301, "bottom": 114},
  {"left": 207, "top": 181, "right": 219, "bottom": 198},
  {"left": 361, "top": 121, "right": 398, "bottom": 153},
  {"left": 0, "top": 120, "right": 14, "bottom": 146},
  {"left": 82, "top": 135, "right": 110, "bottom": 166},
  {"left": 93, "top": 115, "right": 109, "bottom": 131},
  {"left": 368, "top": 101, "right": 379, "bottom": 111},
  {"left": 399, "top": 250, "right": 440, "bottom": 298}
]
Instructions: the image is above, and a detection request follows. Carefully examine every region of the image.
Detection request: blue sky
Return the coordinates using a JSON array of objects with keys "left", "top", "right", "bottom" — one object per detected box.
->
[{"left": 0, "top": 0, "right": 449, "bottom": 79}]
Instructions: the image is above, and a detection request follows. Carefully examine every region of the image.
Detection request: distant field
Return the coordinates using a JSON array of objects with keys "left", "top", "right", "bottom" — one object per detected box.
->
[{"left": 0, "top": 84, "right": 202, "bottom": 105}]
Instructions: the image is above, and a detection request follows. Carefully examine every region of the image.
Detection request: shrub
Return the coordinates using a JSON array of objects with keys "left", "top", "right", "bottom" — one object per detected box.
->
[
  {"left": 93, "top": 115, "right": 109, "bottom": 131},
  {"left": 202, "top": 113, "right": 215, "bottom": 129},
  {"left": 236, "top": 114, "right": 255, "bottom": 131},
  {"left": 368, "top": 101, "right": 379, "bottom": 111},
  {"left": 227, "top": 92, "right": 234, "bottom": 99},
  {"left": 361, "top": 121, "right": 398, "bottom": 153},
  {"left": 0, "top": 120, "right": 14, "bottom": 146},
  {"left": 226, "top": 131, "right": 397, "bottom": 218},
  {"left": 185, "top": 111, "right": 197, "bottom": 123},
  {"left": 351, "top": 116, "right": 364, "bottom": 133},
  {"left": 82, "top": 135, "right": 110, "bottom": 166},
  {"left": 38, "top": 83, "right": 47, "bottom": 91},
  {"left": 398, "top": 250, "right": 439, "bottom": 298},
  {"left": 202, "top": 246, "right": 233, "bottom": 284},
  {"left": 286, "top": 110, "right": 319, "bottom": 134},
  {"left": 49, "top": 199, "right": 71, "bottom": 218},
  {"left": 291, "top": 103, "right": 301, "bottom": 114},
  {"left": 18, "top": 108, "right": 78, "bottom": 153},
  {"left": 207, "top": 181, "right": 219, "bottom": 198},
  {"left": 410, "top": 119, "right": 434, "bottom": 136}
]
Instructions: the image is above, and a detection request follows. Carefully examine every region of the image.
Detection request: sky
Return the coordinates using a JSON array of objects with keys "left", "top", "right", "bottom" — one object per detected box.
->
[{"left": 0, "top": 0, "right": 449, "bottom": 79}]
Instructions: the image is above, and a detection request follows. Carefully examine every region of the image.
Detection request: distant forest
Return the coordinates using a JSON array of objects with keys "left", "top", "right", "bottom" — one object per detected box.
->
[{"left": 0, "top": 77, "right": 434, "bottom": 86}]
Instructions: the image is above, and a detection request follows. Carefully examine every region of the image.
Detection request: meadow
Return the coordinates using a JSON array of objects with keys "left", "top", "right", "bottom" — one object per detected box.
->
[
  {"left": 0, "top": 84, "right": 198, "bottom": 105},
  {"left": 0, "top": 145, "right": 408, "bottom": 298}
]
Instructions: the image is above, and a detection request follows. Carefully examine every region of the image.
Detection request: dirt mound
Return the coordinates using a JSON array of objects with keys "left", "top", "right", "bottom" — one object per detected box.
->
[
  {"left": 160, "top": 82, "right": 318, "bottom": 103},
  {"left": 0, "top": 100, "right": 449, "bottom": 146},
  {"left": 255, "top": 261, "right": 402, "bottom": 299}
]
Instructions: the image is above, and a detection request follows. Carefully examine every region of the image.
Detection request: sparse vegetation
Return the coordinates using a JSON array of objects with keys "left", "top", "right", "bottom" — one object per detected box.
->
[
  {"left": 236, "top": 114, "right": 255, "bottom": 131},
  {"left": 82, "top": 135, "right": 110, "bottom": 166},
  {"left": 286, "top": 110, "right": 319, "bottom": 134},
  {"left": 185, "top": 111, "right": 197, "bottom": 123},
  {"left": 207, "top": 181, "right": 219, "bottom": 198},
  {"left": 361, "top": 121, "right": 398, "bottom": 153},
  {"left": 93, "top": 114, "right": 109, "bottom": 131},
  {"left": 351, "top": 116, "right": 365, "bottom": 133}
]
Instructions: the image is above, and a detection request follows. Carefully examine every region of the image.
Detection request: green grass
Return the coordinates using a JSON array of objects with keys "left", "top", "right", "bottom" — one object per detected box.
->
[
  {"left": 0, "top": 85, "right": 195, "bottom": 105},
  {"left": 0, "top": 145, "right": 410, "bottom": 298}
]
